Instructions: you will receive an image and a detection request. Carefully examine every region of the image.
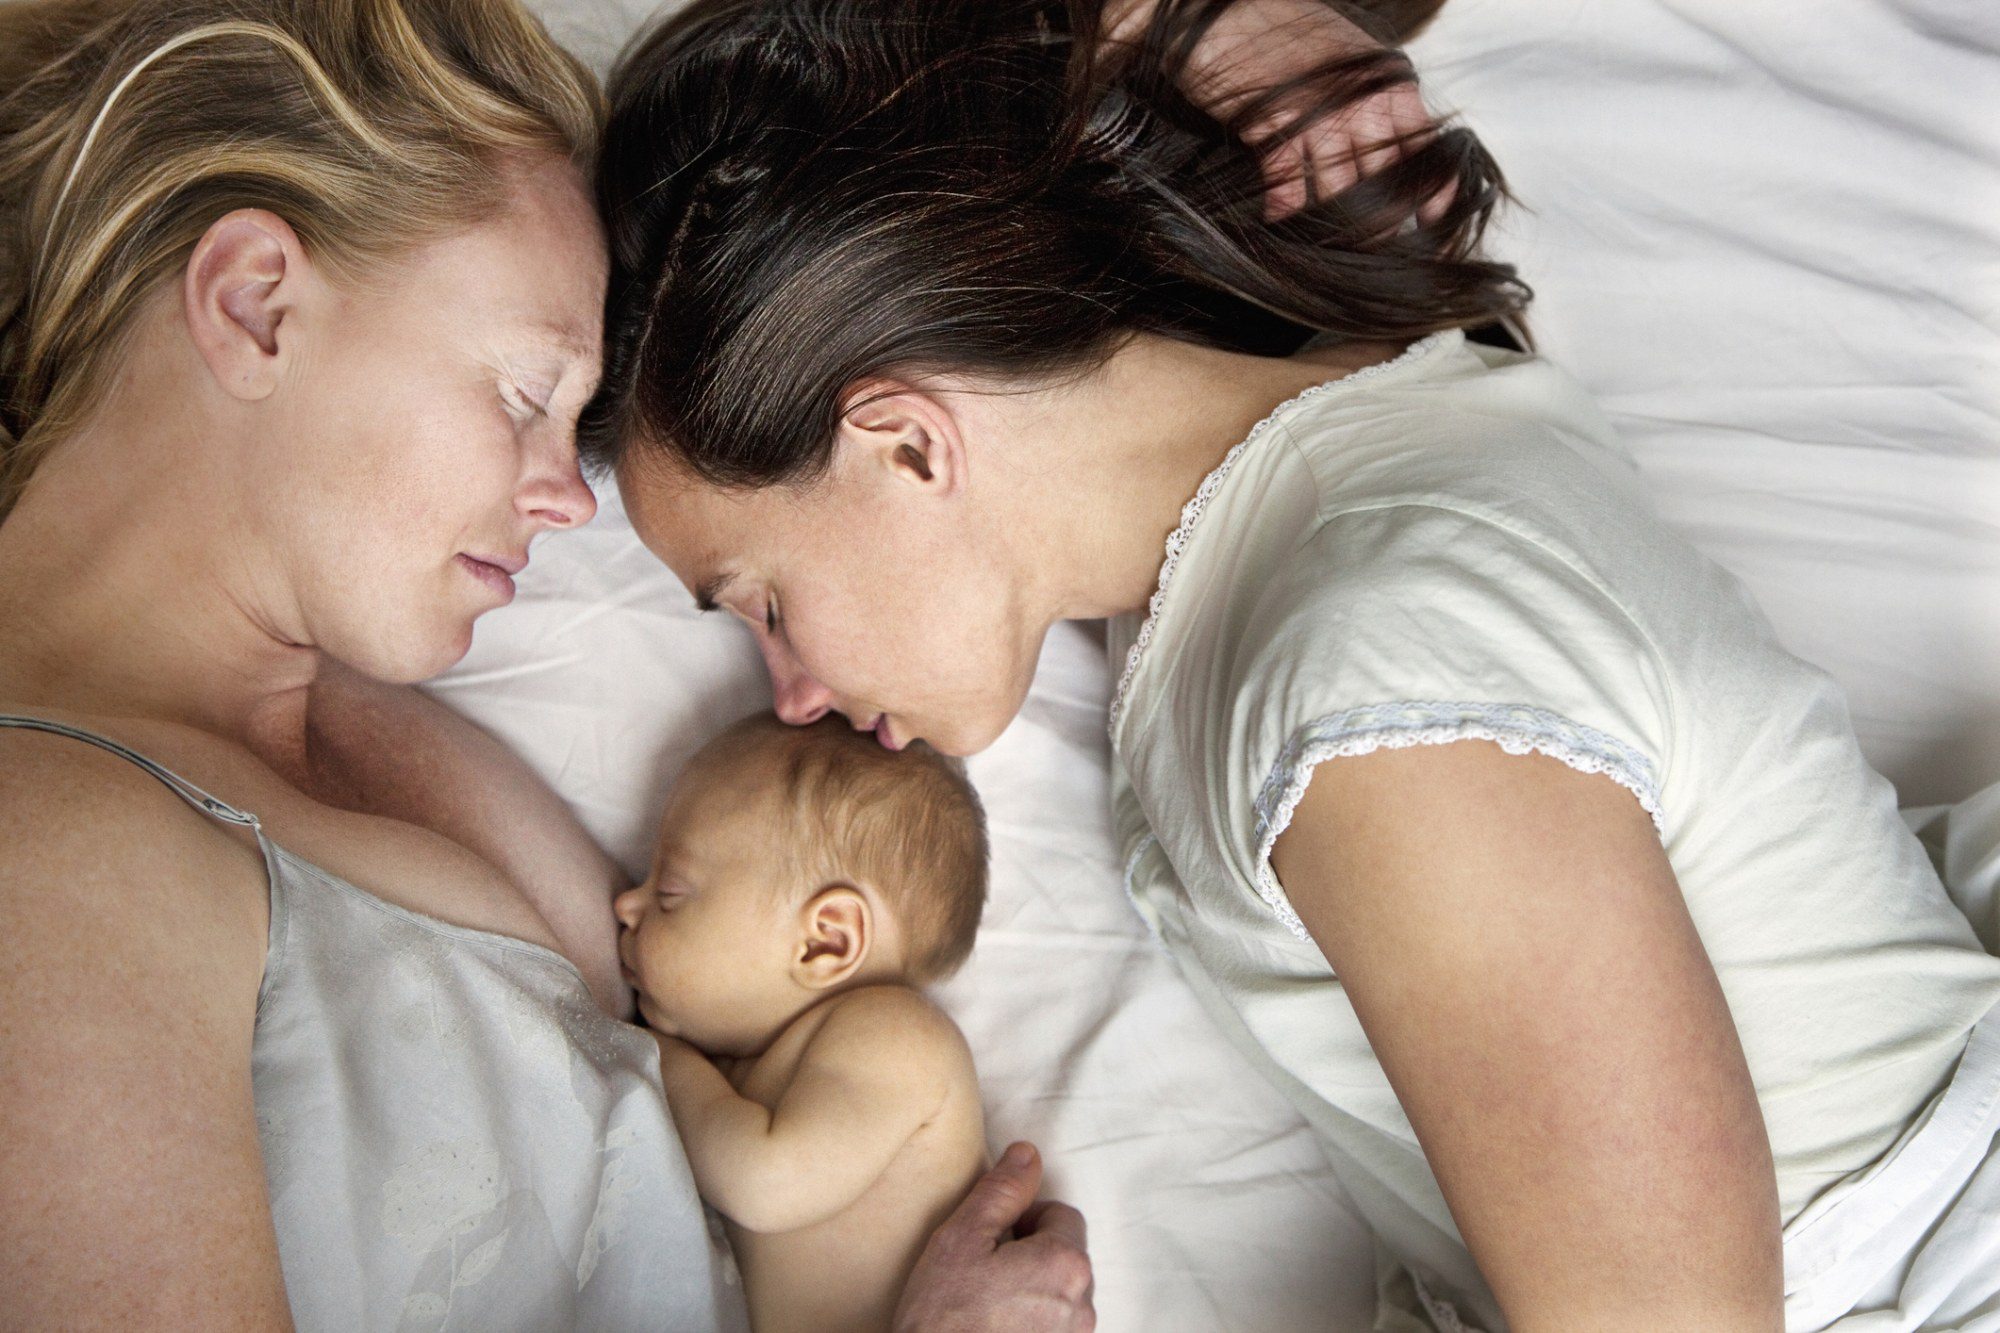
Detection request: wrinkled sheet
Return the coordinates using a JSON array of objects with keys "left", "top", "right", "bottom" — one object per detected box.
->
[
  {"left": 431, "top": 2, "right": 2000, "bottom": 1327},
  {"left": 1416, "top": 0, "right": 2000, "bottom": 806}
]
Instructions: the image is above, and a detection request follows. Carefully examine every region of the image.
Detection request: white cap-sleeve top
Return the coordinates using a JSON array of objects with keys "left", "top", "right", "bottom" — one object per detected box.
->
[{"left": 1106, "top": 330, "right": 2000, "bottom": 1331}]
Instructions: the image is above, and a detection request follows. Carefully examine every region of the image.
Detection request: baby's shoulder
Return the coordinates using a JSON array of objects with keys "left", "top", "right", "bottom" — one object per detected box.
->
[
  {"left": 812, "top": 984, "right": 970, "bottom": 1054},
  {"left": 802, "top": 985, "right": 976, "bottom": 1091}
]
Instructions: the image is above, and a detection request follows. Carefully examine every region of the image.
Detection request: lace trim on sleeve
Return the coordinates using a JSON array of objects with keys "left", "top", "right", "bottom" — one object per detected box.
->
[{"left": 1249, "top": 701, "right": 1668, "bottom": 944}]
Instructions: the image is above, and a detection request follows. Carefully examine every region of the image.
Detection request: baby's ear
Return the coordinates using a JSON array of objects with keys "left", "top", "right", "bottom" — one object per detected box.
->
[{"left": 793, "top": 885, "right": 872, "bottom": 989}]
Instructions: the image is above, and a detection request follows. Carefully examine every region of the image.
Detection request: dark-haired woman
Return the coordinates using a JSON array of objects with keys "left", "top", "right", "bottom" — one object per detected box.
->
[{"left": 581, "top": 1, "right": 2000, "bottom": 1328}]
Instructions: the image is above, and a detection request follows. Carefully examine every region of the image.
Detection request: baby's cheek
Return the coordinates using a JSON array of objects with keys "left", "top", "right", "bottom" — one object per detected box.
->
[{"left": 632, "top": 950, "right": 681, "bottom": 1019}]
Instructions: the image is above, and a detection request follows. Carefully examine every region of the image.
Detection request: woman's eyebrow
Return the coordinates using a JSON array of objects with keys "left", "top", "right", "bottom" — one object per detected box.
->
[
  {"left": 528, "top": 317, "right": 597, "bottom": 361},
  {"left": 693, "top": 570, "right": 738, "bottom": 613}
]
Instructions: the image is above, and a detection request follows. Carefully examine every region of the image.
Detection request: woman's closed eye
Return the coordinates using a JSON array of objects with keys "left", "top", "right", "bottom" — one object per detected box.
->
[
  {"left": 500, "top": 381, "right": 551, "bottom": 423},
  {"left": 732, "top": 596, "right": 778, "bottom": 635}
]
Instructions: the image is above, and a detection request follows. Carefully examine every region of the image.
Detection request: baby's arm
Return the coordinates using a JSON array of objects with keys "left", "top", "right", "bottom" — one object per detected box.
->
[{"left": 656, "top": 986, "right": 972, "bottom": 1234}]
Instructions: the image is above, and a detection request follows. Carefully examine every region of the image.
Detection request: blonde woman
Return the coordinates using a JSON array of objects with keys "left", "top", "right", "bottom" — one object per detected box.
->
[{"left": 0, "top": 0, "right": 1091, "bottom": 1325}]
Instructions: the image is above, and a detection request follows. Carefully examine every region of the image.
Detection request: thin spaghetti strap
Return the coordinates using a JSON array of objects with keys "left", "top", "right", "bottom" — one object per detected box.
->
[{"left": 0, "top": 715, "right": 261, "bottom": 829}]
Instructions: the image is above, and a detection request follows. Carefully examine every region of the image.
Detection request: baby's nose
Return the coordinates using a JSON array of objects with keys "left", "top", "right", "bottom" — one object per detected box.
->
[{"left": 612, "top": 884, "right": 645, "bottom": 928}]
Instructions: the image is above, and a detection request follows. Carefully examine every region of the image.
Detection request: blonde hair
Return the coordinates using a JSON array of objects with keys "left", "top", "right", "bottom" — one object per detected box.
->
[
  {"left": 694, "top": 713, "right": 990, "bottom": 986},
  {"left": 0, "top": 0, "right": 602, "bottom": 518}
]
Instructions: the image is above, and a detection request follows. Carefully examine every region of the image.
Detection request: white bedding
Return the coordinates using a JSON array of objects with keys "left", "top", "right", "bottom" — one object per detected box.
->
[
  {"left": 1416, "top": 0, "right": 2000, "bottom": 808},
  {"left": 439, "top": 2, "right": 2000, "bottom": 1327}
]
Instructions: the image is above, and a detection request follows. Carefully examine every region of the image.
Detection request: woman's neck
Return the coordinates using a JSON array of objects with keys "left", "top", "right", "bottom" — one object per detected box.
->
[
  {"left": 0, "top": 421, "right": 319, "bottom": 750},
  {"left": 1022, "top": 333, "right": 1408, "bottom": 623}
]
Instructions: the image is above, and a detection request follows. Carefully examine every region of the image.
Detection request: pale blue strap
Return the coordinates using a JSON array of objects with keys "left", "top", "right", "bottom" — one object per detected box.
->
[{"left": 0, "top": 714, "right": 261, "bottom": 829}]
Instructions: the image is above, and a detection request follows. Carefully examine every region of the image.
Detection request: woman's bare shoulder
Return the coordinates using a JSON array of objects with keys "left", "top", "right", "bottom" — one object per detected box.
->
[
  {"left": 0, "top": 718, "right": 287, "bottom": 1325},
  {"left": 0, "top": 718, "right": 270, "bottom": 962}
]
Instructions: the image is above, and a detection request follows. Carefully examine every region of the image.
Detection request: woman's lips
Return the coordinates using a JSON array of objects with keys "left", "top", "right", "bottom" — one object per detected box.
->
[
  {"left": 456, "top": 553, "right": 517, "bottom": 604},
  {"left": 875, "top": 716, "right": 905, "bottom": 751}
]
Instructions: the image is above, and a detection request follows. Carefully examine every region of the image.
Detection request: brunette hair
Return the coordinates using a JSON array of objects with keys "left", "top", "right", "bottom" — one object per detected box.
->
[
  {"left": 0, "top": 0, "right": 601, "bottom": 519},
  {"left": 582, "top": 0, "right": 1525, "bottom": 489}
]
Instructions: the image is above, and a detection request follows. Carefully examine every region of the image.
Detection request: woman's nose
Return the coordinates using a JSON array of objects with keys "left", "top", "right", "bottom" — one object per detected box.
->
[
  {"left": 762, "top": 639, "right": 833, "bottom": 726},
  {"left": 518, "top": 437, "right": 599, "bottom": 531},
  {"left": 772, "top": 671, "right": 834, "bottom": 726}
]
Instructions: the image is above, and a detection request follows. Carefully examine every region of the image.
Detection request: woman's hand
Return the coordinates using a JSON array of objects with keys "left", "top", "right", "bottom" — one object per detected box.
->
[
  {"left": 892, "top": 1142, "right": 1095, "bottom": 1332},
  {"left": 1108, "top": 0, "right": 1443, "bottom": 220}
]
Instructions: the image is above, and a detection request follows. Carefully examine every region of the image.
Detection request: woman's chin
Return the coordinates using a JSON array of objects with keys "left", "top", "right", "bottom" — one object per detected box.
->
[
  {"left": 927, "top": 673, "right": 1039, "bottom": 758},
  {"left": 419, "top": 603, "right": 491, "bottom": 679},
  {"left": 929, "top": 715, "right": 1008, "bottom": 758},
  {"left": 440, "top": 616, "right": 480, "bottom": 673},
  {"left": 341, "top": 621, "right": 477, "bottom": 686},
  {"left": 393, "top": 633, "right": 475, "bottom": 685}
]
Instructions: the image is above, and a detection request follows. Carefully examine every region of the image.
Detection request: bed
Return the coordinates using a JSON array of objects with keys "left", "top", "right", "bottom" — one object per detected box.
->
[{"left": 437, "top": 2, "right": 2000, "bottom": 1326}]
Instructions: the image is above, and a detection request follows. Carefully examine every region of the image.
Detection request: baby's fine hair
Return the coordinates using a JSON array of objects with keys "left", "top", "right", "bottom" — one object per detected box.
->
[{"left": 697, "top": 713, "right": 989, "bottom": 984}]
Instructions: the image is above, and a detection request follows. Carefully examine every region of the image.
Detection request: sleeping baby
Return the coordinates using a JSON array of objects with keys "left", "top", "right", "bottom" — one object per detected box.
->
[{"left": 614, "top": 712, "right": 990, "bottom": 1333}]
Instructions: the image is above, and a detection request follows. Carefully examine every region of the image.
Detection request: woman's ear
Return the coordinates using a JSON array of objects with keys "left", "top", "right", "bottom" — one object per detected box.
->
[
  {"left": 838, "top": 381, "right": 967, "bottom": 497},
  {"left": 792, "top": 884, "right": 874, "bottom": 990},
  {"left": 182, "top": 208, "right": 307, "bottom": 403}
]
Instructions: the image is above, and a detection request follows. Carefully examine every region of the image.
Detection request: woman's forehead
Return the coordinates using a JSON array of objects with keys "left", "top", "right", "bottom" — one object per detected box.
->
[
  {"left": 622, "top": 457, "right": 788, "bottom": 542},
  {"left": 618, "top": 464, "right": 758, "bottom": 590},
  {"left": 383, "top": 197, "right": 603, "bottom": 388},
  {"left": 619, "top": 450, "right": 882, "bottom": 603}
]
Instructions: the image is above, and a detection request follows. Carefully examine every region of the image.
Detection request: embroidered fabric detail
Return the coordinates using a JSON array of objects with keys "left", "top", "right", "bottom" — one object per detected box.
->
[
  {"left": 1412, "top": 1272, "right": 1487, "bottom": 1333},
  {"left": 1106, "top": 333, "right": 1453, "bottom": 741},
  {"left": 1248, "top": 702, "right": 1668, "bottom": 944},
  {"left": 1120, "top": 832, "right": 1163, "bottom": 938}
]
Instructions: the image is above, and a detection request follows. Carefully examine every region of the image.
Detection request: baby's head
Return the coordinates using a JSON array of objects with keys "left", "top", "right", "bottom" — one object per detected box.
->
[{"left": 614, "top": 712, "right": 987, "bottom": 1055}]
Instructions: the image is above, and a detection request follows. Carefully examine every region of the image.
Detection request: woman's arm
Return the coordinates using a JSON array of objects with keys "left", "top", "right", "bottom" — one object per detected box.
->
[
  {"left": 0, "top": 736, "right": 292, "bottom": 1327},
  {"left": 301, "top": 662, "right": 631, "bottom": 1016},
  {"left": 1269, "top": 739, "right": 1783, "bottom": 1331}
]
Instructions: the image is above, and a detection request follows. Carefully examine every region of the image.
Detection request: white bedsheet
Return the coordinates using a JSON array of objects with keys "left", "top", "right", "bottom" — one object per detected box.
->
[
  {"left": 1416, "top": 0, "right": 2000, "bottom": 807},
  {"left": 436, "top": 3, "right": 2000, "bottom": 1327}
]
